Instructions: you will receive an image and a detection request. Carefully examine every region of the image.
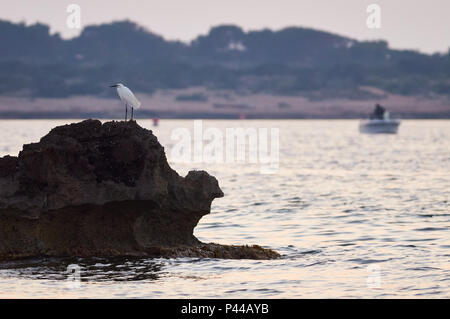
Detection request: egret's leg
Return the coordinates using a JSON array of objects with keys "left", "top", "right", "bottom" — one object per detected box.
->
[
  {"left": 125, "top": 104, "right": 128, "bottom": 121},
  {"left": 131, "top": 107, "right": 134, "bottom": 121}
]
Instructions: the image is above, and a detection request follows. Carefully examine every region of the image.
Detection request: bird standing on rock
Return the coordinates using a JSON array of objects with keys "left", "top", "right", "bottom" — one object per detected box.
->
[{"left": 110, "top": 83, "right": 141, "bottom": 121}]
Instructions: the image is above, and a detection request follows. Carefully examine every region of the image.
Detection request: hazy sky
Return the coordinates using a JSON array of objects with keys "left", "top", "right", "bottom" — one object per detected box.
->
[{"left": 0, "top": 0, "right": 449, "bottom": 53}]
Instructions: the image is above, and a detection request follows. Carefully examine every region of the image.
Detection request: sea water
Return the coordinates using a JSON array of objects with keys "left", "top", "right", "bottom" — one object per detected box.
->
[{"left": 0, "top": 120, "right": 448, "bottom": 298}]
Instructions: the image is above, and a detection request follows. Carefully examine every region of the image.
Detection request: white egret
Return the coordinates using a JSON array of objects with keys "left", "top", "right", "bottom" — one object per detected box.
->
[{"left": 109, "top": 83, "right": 141, "bottom": 121}]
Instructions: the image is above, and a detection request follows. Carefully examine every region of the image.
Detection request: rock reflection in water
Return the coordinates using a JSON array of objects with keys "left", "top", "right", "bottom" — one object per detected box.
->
[{"left": 0, "top": 257, "right": 164, "bottom": 282}]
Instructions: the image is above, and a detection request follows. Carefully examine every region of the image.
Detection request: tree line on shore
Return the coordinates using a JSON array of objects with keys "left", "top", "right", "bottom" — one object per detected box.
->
[{"left": 0, "top": 20, "right": 449, "bottom": 99}]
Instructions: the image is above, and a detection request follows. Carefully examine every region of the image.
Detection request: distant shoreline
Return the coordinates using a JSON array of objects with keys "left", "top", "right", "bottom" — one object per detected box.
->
[
  {"left": 1, "top": 112, "right": 449, "bottom": 119},
  {"left": 1, "top": 88, "right": 449, "bottom": 120}
]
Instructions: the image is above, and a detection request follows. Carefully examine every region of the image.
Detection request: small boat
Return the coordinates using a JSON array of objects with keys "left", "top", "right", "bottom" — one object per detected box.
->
[
  {"left": 360, "top": 104, "right": 400, "bottom": 134},
  {"left": 359, "top": 118, "right": 400, "bottom": 134}
]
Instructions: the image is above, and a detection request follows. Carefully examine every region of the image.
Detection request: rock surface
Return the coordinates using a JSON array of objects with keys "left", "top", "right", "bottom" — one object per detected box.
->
[{"left": 0, "top": 120, "right": 279, "bottom": 260}]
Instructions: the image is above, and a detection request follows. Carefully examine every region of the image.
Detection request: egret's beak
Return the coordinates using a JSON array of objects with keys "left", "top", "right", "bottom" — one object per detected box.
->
[{"left": 109, "top": 85, "right": 118, "bottom": 88}]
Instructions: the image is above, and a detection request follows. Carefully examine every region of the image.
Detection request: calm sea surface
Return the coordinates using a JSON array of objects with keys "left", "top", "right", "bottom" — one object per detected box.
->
[{"left": 0, "top": 119, "right": 449, "bottom": 298}]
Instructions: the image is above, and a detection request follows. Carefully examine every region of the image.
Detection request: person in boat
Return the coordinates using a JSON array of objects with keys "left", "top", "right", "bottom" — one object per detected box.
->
[{"left": 370, "top": 104, "right": 386, "bottom": 120}]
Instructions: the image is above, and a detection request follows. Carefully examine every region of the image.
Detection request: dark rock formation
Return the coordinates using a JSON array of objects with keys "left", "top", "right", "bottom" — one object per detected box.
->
[{"left": 0, "top": 120, "right": 279, "bottom": 260}]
